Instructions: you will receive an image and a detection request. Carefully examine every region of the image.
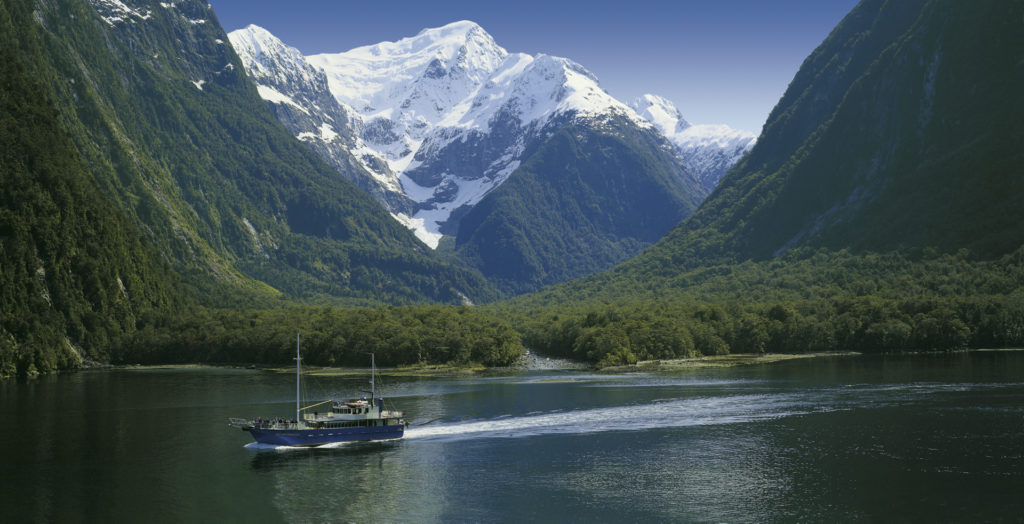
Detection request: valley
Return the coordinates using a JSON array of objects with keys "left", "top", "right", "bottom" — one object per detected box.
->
[{"left": 1, "top": 0, "right": 1022, "bottom": 379}]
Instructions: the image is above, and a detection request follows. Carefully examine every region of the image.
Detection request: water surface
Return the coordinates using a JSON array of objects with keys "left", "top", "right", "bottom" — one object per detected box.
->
[{"left": 3, "top": 352, "right": 1023, "bottom": 522}]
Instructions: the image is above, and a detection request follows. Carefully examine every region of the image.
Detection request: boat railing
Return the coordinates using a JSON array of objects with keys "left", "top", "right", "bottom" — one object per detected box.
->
[
  {"left": 381, "top": 410, "right": 403, "bottom": 418},
  {"left": 235, "top": 417, "right": 303, "bottom": 429}
]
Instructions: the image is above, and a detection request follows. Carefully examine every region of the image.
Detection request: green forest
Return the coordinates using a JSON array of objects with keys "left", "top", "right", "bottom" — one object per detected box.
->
[
  {"left": 491, "top": 247, "right": 1024, "bottom": 367},
  {"left": 102, "top": 247, "right": 1024, "bottom": 372},
  {"left": 113, "top": 305, "right": 523, "bottom": 368},
  {"left": 0, "top": 7, "right": 184, "bottom": 378}
]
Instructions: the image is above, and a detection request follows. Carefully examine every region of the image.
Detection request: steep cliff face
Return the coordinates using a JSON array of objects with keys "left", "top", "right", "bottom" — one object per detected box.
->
[
  {"left": 1, "top": 0, "right": 184, "bottom": 377},
  {"left": 631, "top": 0, "right": 1024, "bottom": 272},
  {"left": 11, "top": 0, "right": 499, "bottom": 307},
  {"left": 228, "top": 25, "right": 414, "bottom": 214}
]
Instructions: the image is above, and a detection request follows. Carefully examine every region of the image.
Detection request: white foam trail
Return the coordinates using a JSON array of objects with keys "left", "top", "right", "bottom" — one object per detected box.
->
[
  {"left": 406, "top": 380, "right": 1015, "bottom": 443},
  {"left": 244, "top": 381, "right": 1024, "bottom": 447},
  {"left": 405, "top": 393, "right": 823, "bottom": 442}
]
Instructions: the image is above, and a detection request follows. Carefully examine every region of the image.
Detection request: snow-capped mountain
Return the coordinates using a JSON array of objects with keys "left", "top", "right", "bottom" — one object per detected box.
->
[
  {"left": 631, "top": 94, "right": 756, "bottom": 190},
  {"left": 229, "top": 25, "right": 413, "bottom": 213},
  {"left": 305, "top": 21, "right": 657, "bottom": 247},
  {"left": 230, "top": 21, "right": 687, "bottom": 248}
]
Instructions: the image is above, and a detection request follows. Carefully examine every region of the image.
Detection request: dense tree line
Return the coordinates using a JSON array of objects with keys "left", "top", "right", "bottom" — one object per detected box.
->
[
  {"left": 112, "top": 305, "right": 523, "bottom": 368},
  {"left": 494, "top": 247, "right": 1024, "bottom": 367},
  {"left": 519, "top": 295, "right": 1024, "bottom": 368}
]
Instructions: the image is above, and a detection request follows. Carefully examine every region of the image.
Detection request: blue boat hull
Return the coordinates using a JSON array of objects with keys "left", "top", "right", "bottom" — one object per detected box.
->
[{"left": 248, "top": 424, "right": 404, "bottom": 446}]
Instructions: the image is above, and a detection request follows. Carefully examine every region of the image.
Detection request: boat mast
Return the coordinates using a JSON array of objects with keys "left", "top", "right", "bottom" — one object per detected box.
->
[
  {"left": 295, "top": 332, "right": 301, "bottom": 422},
  {"left": 370, "top": 353, "right": 375, "bottom": 401}
]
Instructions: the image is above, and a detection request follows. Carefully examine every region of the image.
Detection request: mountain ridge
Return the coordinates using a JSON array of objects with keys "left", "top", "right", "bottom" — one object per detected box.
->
[
  {"left": 454, "top": 112, "right": 706, "bottom": 293},
  {"left": 681, "top": 0, "right": 1024, "bottom": 261},
  {"left": 229, "top": 21, "right": 752, "bottom": 246},
  {"left": 512, "top": 0, "right": 1024, "bottom": 307},
  {"left": 229, "top": 20, "right": 750, "bottom": 293},
  {"left": 15, "top": 0, "right": 501, "bottom": 304},
  {"left": 631, "top": 94, "right": 756, "bottom": 190}
]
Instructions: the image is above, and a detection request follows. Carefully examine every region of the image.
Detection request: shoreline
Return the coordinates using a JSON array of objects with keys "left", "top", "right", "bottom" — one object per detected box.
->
[
  {"left": 115, "top": 351, "right": 862, "bottom": 375},
  {"left": 114, "top": 362, "right": 495, "bottom": 377},
  {"left": 20, "top": 348, "right": 1024, "bottom": 380},
  {"left": 601, "top": 351, "right": 863, "bottom": 372},
  {"left": 602, "top": 348, "right": 1024, "bottom": 372}
]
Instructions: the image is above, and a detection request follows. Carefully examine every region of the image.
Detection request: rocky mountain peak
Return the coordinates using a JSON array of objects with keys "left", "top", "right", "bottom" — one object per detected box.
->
[
  {"left": 231, "top": 21, "right": 752, "bottom": 248},
  {"left": 631, "top": 93, "right": 755, "bottom": 190}
]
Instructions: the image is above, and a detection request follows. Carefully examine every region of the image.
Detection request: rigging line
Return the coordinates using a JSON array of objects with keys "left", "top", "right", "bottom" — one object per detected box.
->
[{"left": 300, "top": 399, "right": 332, "bottom": 411}]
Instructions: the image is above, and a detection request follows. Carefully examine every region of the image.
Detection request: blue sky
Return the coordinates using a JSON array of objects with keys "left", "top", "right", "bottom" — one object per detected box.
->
[{"left": 208, "top": 0, "right": 858, "bottom": 134}]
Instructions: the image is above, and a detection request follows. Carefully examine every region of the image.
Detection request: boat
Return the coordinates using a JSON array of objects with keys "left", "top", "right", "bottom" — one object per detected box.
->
[{"left": 229, "top": 333, "right": 406, "bottom": 446}]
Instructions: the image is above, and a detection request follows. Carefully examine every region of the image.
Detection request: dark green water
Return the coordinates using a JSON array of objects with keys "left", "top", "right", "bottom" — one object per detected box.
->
[{"left": 3, "top": 352, "right": 1023, "bottom": 522}]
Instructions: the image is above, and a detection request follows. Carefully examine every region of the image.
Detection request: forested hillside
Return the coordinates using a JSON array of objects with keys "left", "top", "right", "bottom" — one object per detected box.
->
[
  {"left": 22, "top": 0, "right": 497, "bottom": 305},
  {"left": 0, "top": 0, "right": 504, "bottom": 377},
  {"left": 628, "top": 0, "right": 1023, "bottom": 271},
  {"left": 493, "top": 0, "right": 1024, "bottom": 364},
  {"left": 0, "top": 3, "right": 183, "bottom": 377},
  {"left": 453, "top": 114, "right": 705, "bottom": 294},
  {"left": 512, "top": 0, "right": 1023, "bottom": 301}
]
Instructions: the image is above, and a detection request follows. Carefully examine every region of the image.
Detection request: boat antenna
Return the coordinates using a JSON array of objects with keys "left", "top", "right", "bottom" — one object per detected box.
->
[
  {"left": 370, "top": 353, "right": 375, "bottom": 402},
  {"left": 295, "top": 332, "right": 301, "bottom": 423}
]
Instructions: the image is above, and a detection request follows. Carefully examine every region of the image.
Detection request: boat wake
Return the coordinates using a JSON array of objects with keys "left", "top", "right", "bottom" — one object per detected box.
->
[
  {"left": 403, "top": 392, "right": 832, "bottom": 442},
  {"left": 403, "top": 381, "right": 1024, "bottom": 442},
  {"left": 243, "top": 381, "right": 1024, "bottom": 447}
]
